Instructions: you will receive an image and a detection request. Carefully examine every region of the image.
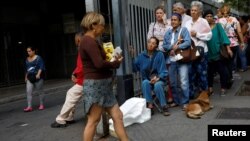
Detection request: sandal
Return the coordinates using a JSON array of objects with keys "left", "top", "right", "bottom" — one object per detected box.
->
[
  {"left": 167, "top": 100, "right": 174, "bottom": 105},
  {"left": 208, "top": 88, "right": 214, "bottom": 96},
  {"left": 169, "top": 102, "right": 178, "bottom": 108},
  {"left": 209, "top": 90, "right": 214, "bottom": 96}
]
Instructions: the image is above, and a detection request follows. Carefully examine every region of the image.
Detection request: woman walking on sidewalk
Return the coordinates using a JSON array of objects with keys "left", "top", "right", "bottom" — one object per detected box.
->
[
  {"left": 80, "top": 12, "right": 129, "bottom": 141},
  {"left": 24, "top": 46, "right": 46, "bottom": 112}
]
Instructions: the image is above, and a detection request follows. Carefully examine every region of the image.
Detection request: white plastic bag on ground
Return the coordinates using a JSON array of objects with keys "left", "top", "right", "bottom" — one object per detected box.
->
[{"left": 109, "top": 97, "right": 151, "bottom": 134}]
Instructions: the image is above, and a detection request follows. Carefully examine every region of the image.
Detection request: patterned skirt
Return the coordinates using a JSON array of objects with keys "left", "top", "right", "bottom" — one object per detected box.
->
[{"left": 83, "top": 78, "right": 117, "bottom": 115}]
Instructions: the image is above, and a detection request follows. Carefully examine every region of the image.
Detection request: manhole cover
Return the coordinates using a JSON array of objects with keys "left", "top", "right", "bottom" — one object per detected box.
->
[
  {"left": 235, "top": 81, "right": 250, "bottom": 96},
  {"left": 216, "top": 108, "right": 250, "bottom": 120}
]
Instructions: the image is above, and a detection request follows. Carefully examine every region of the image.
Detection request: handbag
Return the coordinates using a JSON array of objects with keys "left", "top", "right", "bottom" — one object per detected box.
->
[
  {"left": 217, "top": 24, "right": 230, "bottom": 60},
  {"left": 174, "top": 28, "right": 199, "bottom": 63},
  {"left": 175, "top": 47, "right": 191, "bottom": 63},
  {"left": 27, "top": 73, "right": 37, "bottom": 83},
  {"left": 27, "top": 57, "right": 39, "bottom": 83},
  {"left": 190, "top": 40, "right": 200, "bottom": 61},
  {"left": 174, "top": 28, "right": 190, "bottom": 63},
  {"left": 220, "top": 45, "right": 230, "bottom": 60}
]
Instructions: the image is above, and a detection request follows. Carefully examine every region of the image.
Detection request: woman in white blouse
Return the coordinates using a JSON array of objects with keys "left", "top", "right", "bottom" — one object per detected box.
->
[{"left": 184, "top": 1, "right": 212, "bottom": 98}]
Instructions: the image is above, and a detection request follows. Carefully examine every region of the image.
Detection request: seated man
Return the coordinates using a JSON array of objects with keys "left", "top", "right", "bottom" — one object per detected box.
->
[{"left": 132, "top": 37, "right": 170, "bottom": 116}]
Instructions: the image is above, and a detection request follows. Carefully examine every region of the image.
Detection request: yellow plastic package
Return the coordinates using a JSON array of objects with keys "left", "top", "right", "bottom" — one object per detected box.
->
[{"left": 103, "top": 42, "right": 114, "bottom": 61}]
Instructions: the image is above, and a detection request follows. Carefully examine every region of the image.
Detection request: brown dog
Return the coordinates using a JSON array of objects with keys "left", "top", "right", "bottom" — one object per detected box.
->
[{"left": 185, "top": 91, "right": 213, "bottom": 119}]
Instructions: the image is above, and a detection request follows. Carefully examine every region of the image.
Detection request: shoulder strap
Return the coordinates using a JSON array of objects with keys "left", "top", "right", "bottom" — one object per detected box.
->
[
  {"left": 177, "top": 27, "right": 183, "bottom": 40},
  {"left": 152, "top": 22, "right": 156, "bottom": 36},
  {"left": 175, "top": 27, "right": 183, "bottom": 45}
]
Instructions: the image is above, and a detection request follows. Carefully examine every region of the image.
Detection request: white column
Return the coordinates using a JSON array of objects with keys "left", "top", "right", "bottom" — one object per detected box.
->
[{"left": 85, "top": 0, "right": 97, "bottom": 12}]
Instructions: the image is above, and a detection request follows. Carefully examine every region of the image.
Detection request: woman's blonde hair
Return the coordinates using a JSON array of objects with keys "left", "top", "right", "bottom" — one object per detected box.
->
[
  {"left": 155, "top": 5, "right": 166, "bottom": 13},
  {"left": 220, "top": 4, "right": 231, "bottom": 14},
  {"left": 80, "top": 12, "right": 105, "bottom": 32}
]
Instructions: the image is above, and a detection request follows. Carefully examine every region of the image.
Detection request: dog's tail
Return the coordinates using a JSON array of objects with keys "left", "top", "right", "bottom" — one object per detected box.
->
[{"left": 187, "top": 112, "right": 201, "bottom": 119}]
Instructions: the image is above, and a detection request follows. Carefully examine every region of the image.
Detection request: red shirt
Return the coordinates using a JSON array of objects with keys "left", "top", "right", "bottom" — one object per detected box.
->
[{"left": 73, "top": 52, "right": 84, "bottom": 85}]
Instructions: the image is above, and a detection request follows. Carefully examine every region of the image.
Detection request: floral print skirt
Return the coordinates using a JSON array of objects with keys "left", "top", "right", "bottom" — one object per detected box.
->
[{"left": 83, "top": 78, "right": 117, "bottom": 115}]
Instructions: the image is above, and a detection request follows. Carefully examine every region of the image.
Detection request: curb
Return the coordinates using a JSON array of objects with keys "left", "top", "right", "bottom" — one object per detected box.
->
[{"left": 0, "top": 84, "right": 72, "bottom": 105}]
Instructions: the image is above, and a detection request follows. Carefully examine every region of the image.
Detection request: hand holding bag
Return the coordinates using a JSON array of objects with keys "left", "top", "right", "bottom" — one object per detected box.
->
[
  {"left": 174, "top": 28, "right": 199, "bottom": 63},
  {"left": 190, "top": 40, "right": 201, "bottom": 61},
  {"left": 220, "top": 45, "right": 230, "bottom": 60},
  {"left": 217, "top": 24, "right": 230, "bottom": 60},
  {"left": 27, "top": 73, "right": 37, "bottom": 83},
  {"left": 27, "top": 57, "right": 39, "bottom": 83}
]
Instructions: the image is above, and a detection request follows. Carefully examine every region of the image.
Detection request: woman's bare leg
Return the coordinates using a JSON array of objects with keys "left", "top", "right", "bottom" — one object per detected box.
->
[
  {"left": 106, "top": 104, "right": 129, "bottom": 141},
  {"left": 83, "top": 104, "right": 103, "bottom": 141}
]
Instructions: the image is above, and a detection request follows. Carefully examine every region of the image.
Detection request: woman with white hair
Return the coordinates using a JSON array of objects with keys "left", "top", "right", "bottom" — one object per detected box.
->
[{"left": 184, "top": 1, "right": 212, "bottom": 101}]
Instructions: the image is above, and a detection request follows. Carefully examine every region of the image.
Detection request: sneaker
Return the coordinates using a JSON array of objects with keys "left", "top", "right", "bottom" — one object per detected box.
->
[
  {"left": 23, "top": 107, "right": 33, "bottom": 112},
  {"left": 162, "top": 106, "right": 170, "bottom": 116},
  {"left": 38, "top": 105, "right": 45, "bottom": 110},
  {"left": 51, "top": 121, "right": 67, "bottom": 128}
]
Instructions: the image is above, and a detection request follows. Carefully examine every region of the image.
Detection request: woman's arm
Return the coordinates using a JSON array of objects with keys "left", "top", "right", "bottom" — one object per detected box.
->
[
  {"left": 36, "top": 56, "right": 45, "bottom": 79},
  {"left": 83, "top": 40, "right": 120, "bottom": 69},
  {"left": 147, "top": 23, "right": 155, "bottom": 40},
  {"left": 178, "top": 28, "right": 191, "bottom": 49},
  {"left": 236, "top": 21, "right": 245, "bottom": 46},
  {"left": 162, "top": 29, "right": 173, "bottom": 51},
  {"left": 157, "top": 52, "right": 167, "bottom": 81},
  {"left": 194, "top": 20, "right": 212, "bottom": 41}
]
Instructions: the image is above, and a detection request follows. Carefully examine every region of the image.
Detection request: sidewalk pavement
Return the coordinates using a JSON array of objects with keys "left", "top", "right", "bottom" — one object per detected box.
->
[
  {"left": 0, "top": 79, "right": 73, "bottom": 105},
  {"left": 107, "top": 70, "right": 250, "bottom": 141},
  {"left": 0, "top": 71, "right": 250, "bottom": 141}
]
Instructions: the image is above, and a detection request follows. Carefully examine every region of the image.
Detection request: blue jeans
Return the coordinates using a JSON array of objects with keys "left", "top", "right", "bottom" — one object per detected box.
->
[
  {"left": 141, "top": 80, "right": 167, "bottom": 107},
  {"left": 189, "top": 53, "right": 208, "bottom": 97},
  {"left": 236, "top": 45, "right": 248, "bottom": 70},
  {"left": 169, "top": 62, "right": 190, "bottom": 105}
]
